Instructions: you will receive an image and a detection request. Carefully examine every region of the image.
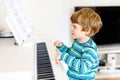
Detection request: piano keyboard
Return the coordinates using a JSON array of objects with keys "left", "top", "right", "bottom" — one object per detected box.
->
[{"left": 37, "top": 42, "right": 55, "bottom": 80}]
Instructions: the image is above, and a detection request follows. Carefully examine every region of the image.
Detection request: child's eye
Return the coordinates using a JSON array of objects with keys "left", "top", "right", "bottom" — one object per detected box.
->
[{"left": 73, "top": 25, "right": 76, "bottom": 28}]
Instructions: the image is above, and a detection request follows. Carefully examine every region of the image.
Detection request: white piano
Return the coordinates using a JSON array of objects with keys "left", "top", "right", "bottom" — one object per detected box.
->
[
  {"left": 0, "top": 0, "right": 68, "bottom": 80},
  {"left": 0, "top": 38, "right": 69, "bottom": 80}
]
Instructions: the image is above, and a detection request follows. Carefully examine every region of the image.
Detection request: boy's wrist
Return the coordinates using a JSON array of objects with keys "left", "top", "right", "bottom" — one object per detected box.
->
[{"left": 56, "top": 43, "right": 64, "bottom": 49}]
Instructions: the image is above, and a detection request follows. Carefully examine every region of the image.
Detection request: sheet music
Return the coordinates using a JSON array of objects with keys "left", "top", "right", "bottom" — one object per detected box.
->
[{"left": 3, "top": 0, "right": 32, "bottom": 45}]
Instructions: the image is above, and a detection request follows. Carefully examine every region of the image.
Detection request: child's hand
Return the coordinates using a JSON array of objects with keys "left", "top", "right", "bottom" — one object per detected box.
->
[
  {"left": 54, "top": 40, "right": 62, "bottom": 47},
  {"left": 54, "top": 40, "right": 62, "bottom": 64},
  {"left": 55, "top": 53, "right": 61, "bottom": 64}
]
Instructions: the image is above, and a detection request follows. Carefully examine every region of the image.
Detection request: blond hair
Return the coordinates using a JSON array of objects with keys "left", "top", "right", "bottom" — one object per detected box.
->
[{"left": 70, "top": 8, "right": 103, "bottom": 36}]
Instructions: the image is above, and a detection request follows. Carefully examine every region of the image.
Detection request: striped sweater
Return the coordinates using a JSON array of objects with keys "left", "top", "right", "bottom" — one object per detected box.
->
[{"left": 57, "top": 38, "right": 99, "bottom": 80}]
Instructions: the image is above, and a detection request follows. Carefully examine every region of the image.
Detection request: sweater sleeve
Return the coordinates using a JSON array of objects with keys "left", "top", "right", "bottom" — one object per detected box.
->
[
  {"left": 60, "top": 48, "right": 98, "bottom": 74},
  {"left": 56, "top": 43, "right": 69, "bottom": 54}
]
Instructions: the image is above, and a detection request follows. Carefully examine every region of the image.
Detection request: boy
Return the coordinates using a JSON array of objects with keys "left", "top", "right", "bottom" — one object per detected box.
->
[{"left": 54, "top": 8, "right": 102, "bottom": 80}]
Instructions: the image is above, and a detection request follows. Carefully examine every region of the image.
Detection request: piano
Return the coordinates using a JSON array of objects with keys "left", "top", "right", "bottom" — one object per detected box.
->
[
  {"left": 0, "top": 0, "right": 69, "bottom": 80},
  {"left": 36, "top": 42, "right": 55, "bottom": 80},
  {"left": 0, "top": 38, "right": 69, "bottom": 80},
  {"left": 34, "top": 40, "right": 69, "bottom": 80}
]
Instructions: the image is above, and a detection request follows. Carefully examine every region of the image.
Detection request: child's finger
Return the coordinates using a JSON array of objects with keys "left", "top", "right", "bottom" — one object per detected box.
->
[
  {"left": 54, "top": 40, "right": 59, "bottom": 46},
  {"left": 56, "top": 58, "right": 60, "bottom": 64}
]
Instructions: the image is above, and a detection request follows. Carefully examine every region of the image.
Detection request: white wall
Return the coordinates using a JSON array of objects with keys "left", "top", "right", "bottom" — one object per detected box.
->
[
  {"left": 19, "top": 0, "right": 120, "bottom": 45},
  {"left": 1, "top": 0, "right": 120, "bottom": 45},
  {"left": 19, "top": 0, "right": 73, "bottom": 46}
]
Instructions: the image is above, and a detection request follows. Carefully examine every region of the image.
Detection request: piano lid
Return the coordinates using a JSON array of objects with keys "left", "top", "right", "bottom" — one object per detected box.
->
[{"left": 3, "top": 0, "right": 32, "bottom": 45}]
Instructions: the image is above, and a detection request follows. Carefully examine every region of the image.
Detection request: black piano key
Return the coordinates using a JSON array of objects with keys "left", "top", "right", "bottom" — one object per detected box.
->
[
  {"left": 37, "top": 42, "right": 55, "bottom": 80},
  {"left": 37, "top": 56, "right": 50, "bottom": 60},
  {"left": 38, "top": 68, "right": 53, "bottom": 74},
  {"left": 37, "top": 67, "right": 52, "bottom": 72},
  {"left": 37, "top": 64, "right": 51, "bottom": 68},
  {"left": 38, "top": 73, "right": 54, "bottom": 79}
]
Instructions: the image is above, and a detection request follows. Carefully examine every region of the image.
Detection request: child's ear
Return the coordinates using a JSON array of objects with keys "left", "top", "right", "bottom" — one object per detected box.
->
[{"left": 85, "top": 28, "right": 91, "bottom": 36}]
